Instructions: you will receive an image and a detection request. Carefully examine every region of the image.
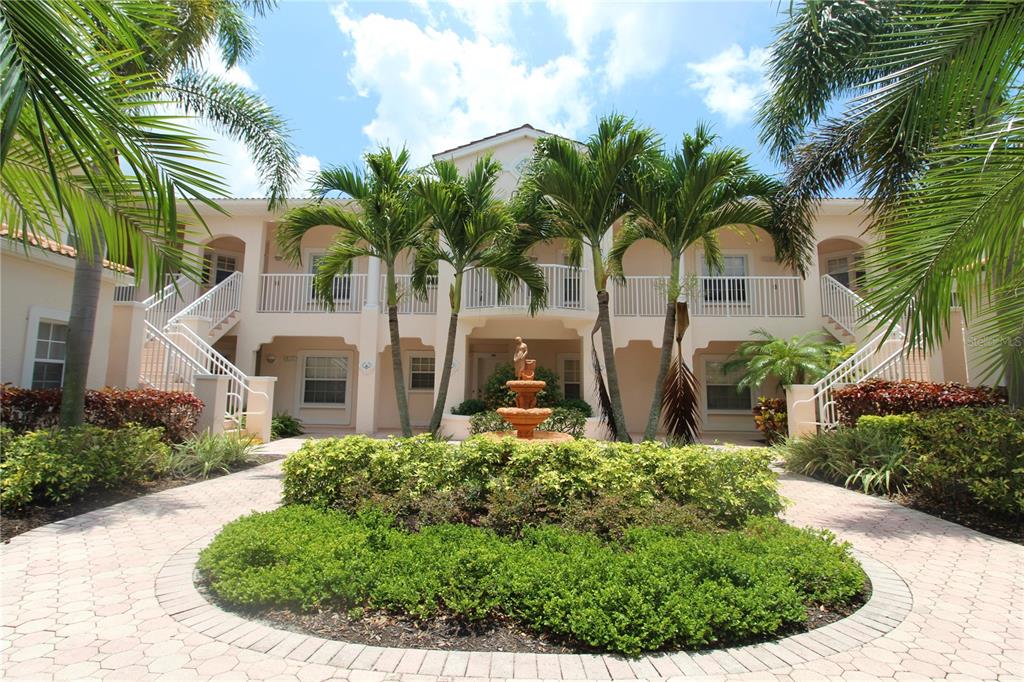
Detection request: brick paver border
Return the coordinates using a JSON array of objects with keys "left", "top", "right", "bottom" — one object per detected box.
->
[{"left": 156, "top": 525, "right": 912, "bottom": 677}]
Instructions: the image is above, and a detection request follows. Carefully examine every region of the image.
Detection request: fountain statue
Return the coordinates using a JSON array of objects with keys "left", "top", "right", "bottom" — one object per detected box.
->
[{"left": 492, "top": 337, "right": 572, "bottom": 442}]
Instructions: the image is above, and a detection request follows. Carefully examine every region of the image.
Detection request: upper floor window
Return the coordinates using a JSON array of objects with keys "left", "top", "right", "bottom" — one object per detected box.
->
[
  {"left": 213, "top": 254, "right": 236, "bottom": 284},
  {"left": 705, "top": 360, "right": 751, "bottom": 412},
  {"left": 309, "top": 253, "right": 353, "bottom": 300},
  {"left": 702, "top": 255, "right": 749, "bottom": 303},
  {"left": 32, "top": 320, "right": 67, "bottom": 389}
]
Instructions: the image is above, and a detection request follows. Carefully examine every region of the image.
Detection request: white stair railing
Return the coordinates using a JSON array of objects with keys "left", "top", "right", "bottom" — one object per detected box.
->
[
  {"left": 169, "top": 271, "right": 242, "bottom": 328},
  {"left": 805, "top": 276, "right": 929, "bottom": 429},
  {"left": 143, "top": 274, "right": 201, "bottom": 329}
]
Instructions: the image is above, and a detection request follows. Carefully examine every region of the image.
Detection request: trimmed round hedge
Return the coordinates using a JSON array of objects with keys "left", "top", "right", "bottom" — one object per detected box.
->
[{"left": 198, "top": 506, "right": 865, "bottom": 655}]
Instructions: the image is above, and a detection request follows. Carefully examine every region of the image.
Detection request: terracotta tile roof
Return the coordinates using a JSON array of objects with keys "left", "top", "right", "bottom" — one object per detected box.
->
[{"left": 1, "top": 227, "right": 133, "bottom": 274}]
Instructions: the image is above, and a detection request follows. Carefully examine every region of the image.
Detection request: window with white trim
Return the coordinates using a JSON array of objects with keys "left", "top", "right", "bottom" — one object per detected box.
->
[
  {"left": 302, "top": 355, "right": 348, "bottom": 405},
  {"left": 409, "top": 355, "right": 435, "bottom": 391},
  {"left": 705, "top": 360, "right": 751, "bottom": 411},
  {"left": 31, "top": 321, "right": 68, "bottom": 389},
  {"left": 560, "top": 355, "right": 582, "bottom": 400},
  {"left": 702, "top": 255, "right": 749, "bottom": 303}
]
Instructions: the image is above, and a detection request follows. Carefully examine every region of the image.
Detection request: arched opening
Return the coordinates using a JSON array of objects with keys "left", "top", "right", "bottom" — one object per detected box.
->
[
  {"left": 203, "top": 235, "right": 246, "bottom": 286},
  {"left": 817, "top": 237, "right": 866, "bottom": 291}
]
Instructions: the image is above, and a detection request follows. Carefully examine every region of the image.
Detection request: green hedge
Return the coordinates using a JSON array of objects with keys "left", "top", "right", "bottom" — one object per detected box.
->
[
  {"left": 281, "top": 435, "right": 782, "bottom": 532},
  {"left": 1, "top": 424, "right": 169, "bottom": 510},
  {"left": 782, "top": 407, "right": 1023, "bottom": 516},
  {"left": 198, "top": 505, "right": 865, "bottom": 655}
]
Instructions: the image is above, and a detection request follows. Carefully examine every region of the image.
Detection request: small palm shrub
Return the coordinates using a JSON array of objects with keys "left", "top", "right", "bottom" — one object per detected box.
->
[
  {"left": 1, "top": 425, "right": 169, "bottom": 510},
  {"left": 159, "top": 432, "right": 258, "bottom": 479},
  {"left": 198, "top": 506, "right": 865, "bottom": 656},
  {"left": 723, "top": 329, "right": 844, "bottom": 390},
  {"left": 271, "top": 412, "right": 304, "bottom": 439}
]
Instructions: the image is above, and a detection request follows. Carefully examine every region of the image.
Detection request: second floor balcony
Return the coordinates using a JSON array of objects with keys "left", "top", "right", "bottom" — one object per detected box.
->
[{"left": 613, "top": 275, "right": 805, "bottom": 317}]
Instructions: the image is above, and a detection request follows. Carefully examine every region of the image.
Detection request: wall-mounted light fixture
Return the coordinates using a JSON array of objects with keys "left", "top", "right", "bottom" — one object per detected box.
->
[{"left": 265, "top": 353, "right": 277, "bottom": 365}]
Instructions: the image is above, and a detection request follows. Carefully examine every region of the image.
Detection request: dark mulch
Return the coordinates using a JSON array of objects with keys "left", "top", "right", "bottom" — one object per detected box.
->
[
  {"left": 0, "top": 455, "right": 279, "bottom": 543},
  {"left": 196, "top": 580, "right": 870, "bottom": 656},
  {"left": 895, "top": 495, "right": 1023, "bottom": 545}
]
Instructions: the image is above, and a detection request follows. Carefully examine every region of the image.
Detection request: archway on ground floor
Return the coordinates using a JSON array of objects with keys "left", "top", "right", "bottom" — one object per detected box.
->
[
  {"left": 817, "top": 237, "right": 866, "bottom": 291},
  {"left": 693, "top": 340, "right": 780, "bottom": 436},
  {"left": 464, "top": 319, "right": 585, "bottom": 406},
  {"left": 613, "top": 340, "right": 661, "bottom": 437},
  {"left": 375, "top": 338, "right": 436, "bottom": 432},
  {"left": 255, "top": 335, "right": 360, "bottom": 431}
]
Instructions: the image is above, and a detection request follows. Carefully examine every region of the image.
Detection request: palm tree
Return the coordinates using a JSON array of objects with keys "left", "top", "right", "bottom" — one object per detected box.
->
[
  {"left": 414, "top": 156, "right": 547, "bottom": 435},
  {"left": 758, "top": 0, "right": 1024, "bottom": 404},
  {"left": 722, "top": 329, "right": 842, "bottom": 392},
  {"left": 518, "top": 114, "right": 659, "bottom": 441},
  {"left": 611, "top": 124, "right": 813, "bottom": 441},
  {"left": 277, "top": 147, "right": 426, "bottom": 436}
]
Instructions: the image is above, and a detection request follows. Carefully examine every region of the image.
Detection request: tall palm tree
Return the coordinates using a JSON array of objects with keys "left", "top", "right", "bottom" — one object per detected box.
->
[
  {"left": 518, "top": 114, "right": 659, "bottom": 441},
  {"left": 611, "top": 125, "right": 812, "bottom": 441},
  {"left": 758, "top": 0, "right": 1024, "bottom": 404},
  {"left": 414, "top": 156, "right": 547, "bottom": 435},
  {"left": 722, "top": 329, "right": 842, "bottom": 392},
  {"left": 277, "top": 147, "right": 426, "bottom": 436}
]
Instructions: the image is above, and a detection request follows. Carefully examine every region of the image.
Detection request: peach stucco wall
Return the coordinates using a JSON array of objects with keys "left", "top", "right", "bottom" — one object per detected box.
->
[{"left": 256, "top": 336, "right": 361, "bottom": 428}]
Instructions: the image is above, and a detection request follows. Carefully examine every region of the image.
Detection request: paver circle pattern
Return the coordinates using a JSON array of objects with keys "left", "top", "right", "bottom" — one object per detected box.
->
[{"left": 2, "top": 437, "right": 1022, "bottom": 681}]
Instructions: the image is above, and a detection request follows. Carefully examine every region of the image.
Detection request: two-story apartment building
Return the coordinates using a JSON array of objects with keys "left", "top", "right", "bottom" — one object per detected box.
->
[{"left": 1, "top": 125, "right": 979, "bottom": 440}]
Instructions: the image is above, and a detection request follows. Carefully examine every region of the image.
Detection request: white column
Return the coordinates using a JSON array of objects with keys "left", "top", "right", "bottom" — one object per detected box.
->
[
  {"left": 194, "top": 375, "right": 228, "bottom": 435},
  {"left": 245, "top": 376, "right": 276, "bottom": 443},
  {"left": 365, "top": 256, "right": 381, "bottom": 310},
  {"left": 354, "top": 308, "right": 380, "bottom": 434}
]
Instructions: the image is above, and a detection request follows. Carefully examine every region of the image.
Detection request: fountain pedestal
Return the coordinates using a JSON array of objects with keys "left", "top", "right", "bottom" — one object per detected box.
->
[{"left": 490, "top": 358, "right": 572, "bottom": 442}]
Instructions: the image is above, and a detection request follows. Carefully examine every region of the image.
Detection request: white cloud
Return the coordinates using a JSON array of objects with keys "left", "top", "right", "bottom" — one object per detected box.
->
[
  {"left": 686, "top": 44, "right": 768, "bottom": 124},
  {"left": 331, "top": 4, "right": 591, "bottom": 162},
  {"left": 545, "top": 1, "right": 675, "bottom": 89},
  {"left": 447, "top": 0, "right": 513, "bottom": 41},
  {"left": 199, "top": 43, "right": 257, "bottom": 90},
  {"left": 295, "top": 154, "right": 322, "bottom": 196}
]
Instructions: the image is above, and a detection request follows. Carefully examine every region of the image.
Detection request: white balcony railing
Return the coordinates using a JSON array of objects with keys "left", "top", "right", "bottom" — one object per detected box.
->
[
  {"left": 258, "top": 273, "right": 366, "bottom": 313},
  {"left": 613, "top": 275, "right": 804, "bottom": 317},
  {"left": 382, "top": 274, "right": 437, "bottom": 314},
  {"left": 463, "top": 264, "right": 589, "bottom": 311}
]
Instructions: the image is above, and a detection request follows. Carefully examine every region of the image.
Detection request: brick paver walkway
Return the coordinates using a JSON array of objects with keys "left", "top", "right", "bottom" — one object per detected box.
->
[{"left": 2, "top": 437, "right": 1021, "bottom": 681}]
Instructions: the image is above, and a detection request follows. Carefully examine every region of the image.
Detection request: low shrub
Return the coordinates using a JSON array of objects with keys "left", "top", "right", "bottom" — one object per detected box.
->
[
  {"left": 271, "top": 413, "right": 304, "bottom": 439},
  {"left": 832, "top": 379, "right": 1004, "bottom": 426},
  {"left": 903, "top": 407, "right": 1024, "bottom": 517},
  {"left": 450, "top": 399, "right": 487, "bottom": 416},
  {"left": 0, "top": 385, "right": 203, "bottom": 442},
  {"left": 469, "top": 407, "right": 587, "bottom": 438},
  {"left": 781, "top": 407, "right": 1023, "bottom": 515},
  {"left": 1, "top": 425, "right": 169, "bottom": 510},
  {"left": 559, "top": 398, "right": 593, "bottom": 417},
  {"left": 752, "top": 397, "right": 787, "bottom": 445},
  {"left": 198, "top": 506, "right": 865, "bottom": 655},
  {"left": 483, "top": 363, "right": 561, "bottom": 408},
  {"left": 158, "top": 432, "right": 259, "bottom": 479},
  {"left": 282, "top": 435, "right": 782, "bottom": 531}
]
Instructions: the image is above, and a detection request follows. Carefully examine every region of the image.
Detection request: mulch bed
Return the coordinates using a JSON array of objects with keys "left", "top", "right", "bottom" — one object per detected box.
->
[
  {"left": 196, "top": 580, "right": 869, "bottom": 655},
  {"left": 1, "top": 455, "right": 279, "bottom": 543},
  {"left": 895, "top": 495, "right": 1023, "bottom": 545}
]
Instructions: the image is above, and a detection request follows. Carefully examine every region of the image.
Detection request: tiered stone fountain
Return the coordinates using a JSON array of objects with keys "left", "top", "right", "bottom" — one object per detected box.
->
[{"left": 489, "top": 337, "right": 572, "bottom": 442}]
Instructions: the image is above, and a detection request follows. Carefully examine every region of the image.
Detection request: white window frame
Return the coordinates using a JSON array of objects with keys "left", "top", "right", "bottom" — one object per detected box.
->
[
  {"left": 297, "top": 351, "right": 352, "bottom": 408},
  {"left": 21, "top": 306, "right": 70, "bottom": 388},
  {"left": 407, "top": 353, "right": 436, "bottom": 393},
  {"left": 557, "top": 353, "right": 583, "bottom": 401},
  {"left": 825, "top": 250, "right": 866, "bottom": 289},
  {"left": 698, "top": 251, "right": 750, "bottom": 304},
  {"left": 703, "top": 357, "right": 753, "bottom": 414}
]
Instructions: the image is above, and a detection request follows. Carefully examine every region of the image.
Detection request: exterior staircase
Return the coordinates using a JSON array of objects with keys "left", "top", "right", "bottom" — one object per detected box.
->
[
  {"left": 138, "top": 273, "right": 262, "bottom": 431},
  {"left": 807, "top": 275, "right": 930, "bottom": 430}
]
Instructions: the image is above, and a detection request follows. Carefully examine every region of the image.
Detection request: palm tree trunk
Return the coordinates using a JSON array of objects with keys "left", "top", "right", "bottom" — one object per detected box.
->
[
  {"left": 596, "top": 290, "right": 631, "bottom": 442},
  {"left": 428, "top": 311, "right": 459, "bottom": 435},
  {"left": 60, "top": 239, "right": 103, "bottom": 427},
  {"left": 643, "top": 300, "right": 677, "bottom": 440},
  {"left": 386, "top": 272, "right": 412, "bottom": 436}
]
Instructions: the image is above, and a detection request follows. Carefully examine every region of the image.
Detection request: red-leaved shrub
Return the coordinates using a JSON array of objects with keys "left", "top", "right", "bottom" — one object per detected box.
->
[
  {"left": 0, "top": 385, "right": 203, "bottom": 442},
  {"left": 752, "top": 397, "right": 787, "bottom": 445},
  {"left": 833, "top": 379, "right": 1005, "bottom": 426}
]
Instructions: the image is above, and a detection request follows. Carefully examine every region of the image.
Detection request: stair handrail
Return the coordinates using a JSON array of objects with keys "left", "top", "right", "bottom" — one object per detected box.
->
[
  {"left": 143, "top": 274, "right": 199, "bottom": 329},
  {"left": 168, "top": 271, "right": 242, "bottom": 328},
  {"left": 140, "top": 320, "right": 211, "bottom": 391}
]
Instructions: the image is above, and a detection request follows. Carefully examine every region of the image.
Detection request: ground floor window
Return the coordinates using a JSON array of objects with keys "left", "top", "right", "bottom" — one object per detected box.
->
[
  {"left": 704, "top": 359, "right": 751, "bottom": 411},
  {"left": 31, "top": 320, "right": 67, "bottom": 389},
  {"left": 409, "top": 355, "right": 435, "bottom": 391},
  {"left": 559, "top": 355, "right": 582, "bottom": 400},
  {"left": 301, "top": 355, "right": 348, "bottom": 405}
]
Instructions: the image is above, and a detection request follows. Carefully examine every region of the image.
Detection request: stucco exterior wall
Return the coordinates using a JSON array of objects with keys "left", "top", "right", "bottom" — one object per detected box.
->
[
  {"left": 1, "top": 250, "right": 116, "bottom": 390},
  {"left": 374, "top": 339, "right": 435, "bottom": 430}
]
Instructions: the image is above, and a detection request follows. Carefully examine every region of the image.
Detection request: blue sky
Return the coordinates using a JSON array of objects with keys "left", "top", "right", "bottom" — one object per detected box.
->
[{"left": 204, "top": 0, "right": 788, "bottom": 197}]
